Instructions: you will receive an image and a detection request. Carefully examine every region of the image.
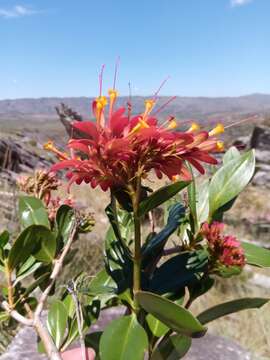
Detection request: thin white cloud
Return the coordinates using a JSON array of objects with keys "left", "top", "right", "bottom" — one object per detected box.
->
[
  {"left": 231, "top": 0, "right": 253, "bottom": 7},
  {"left": 0, "top": 5, "right": 38, "bottom": 18}
]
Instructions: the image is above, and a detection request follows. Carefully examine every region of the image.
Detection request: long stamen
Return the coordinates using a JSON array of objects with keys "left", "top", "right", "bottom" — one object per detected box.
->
[
  {"left": 153, "top": 76, "right": 170, "bottom": 100},
  {"left": 99, "top": 64, "right": 105, "bottom": 97},
  {"left": 113, "top": 56, "right": 120, "bottom": 90},
  {"left": 127, "top": 81, "right": 132, "bottom": 120},
  {"left": 224, "top": 115, "right": 259, "bottom": 129},
  {"left": 152, "top": 96, "right": 177, "bottom": 116},
  {"left": 43, "top": 141, "right": 69, "bottom": 160}
]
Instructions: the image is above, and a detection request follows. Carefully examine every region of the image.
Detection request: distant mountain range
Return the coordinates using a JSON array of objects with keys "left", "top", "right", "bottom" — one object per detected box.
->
[{"left": 0, "top": 93, "right": 270, "bottom": 121}]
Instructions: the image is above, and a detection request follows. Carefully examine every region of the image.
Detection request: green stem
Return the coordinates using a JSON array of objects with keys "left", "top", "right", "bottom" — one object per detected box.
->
[
  {"left": 131, "top": 178, "right": 142, "bottom": 314},
  {"left": 4, "top": 261, "right": 14, "bottom": 308}
]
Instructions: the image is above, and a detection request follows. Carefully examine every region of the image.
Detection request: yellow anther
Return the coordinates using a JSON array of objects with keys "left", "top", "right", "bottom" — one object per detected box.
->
[
  {"left": 95, "top": 96, "right": 107, "bottom": 110},
  {"left": 139, "top": 118, "right": 150, "bottom": 129},
  {"left": 43, "top": 140, "right": 68, "bottom": 160},
  {"left": 188, "top": 122, "right": 200, "bottom": 132},
  {"left": 167, "top": 119, "right": 177, "bottom": 130},
  {"left": 209, "top": 123, "right": 224, "bottom": 137},
  {"left": 128, "top": 118, "right": 150, "bottom": 136},
  {"left": 216, "top": 141, "right": 225, "bottom": 152},
  {"left": 43, "top": 140, "right": 54, "bottom": 150},
  {"left": 144, "top": 99, "right": 155, "bottom": 113},
  {"left": 108, "top": 89, "right": 118, "bottom": 100},
  {"left": 172, "top": 175, "right": 179, "bottom": 182}
]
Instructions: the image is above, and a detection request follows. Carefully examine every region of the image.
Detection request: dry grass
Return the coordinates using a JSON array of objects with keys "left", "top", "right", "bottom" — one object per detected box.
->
[{"left": 191, "top": 276, "right": 270, "bottom": 359}]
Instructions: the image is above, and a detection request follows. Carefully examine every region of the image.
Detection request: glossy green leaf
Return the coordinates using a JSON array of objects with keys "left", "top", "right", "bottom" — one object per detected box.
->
[
  {"left": 23, "top": 272, "right": 50, "bottom": 297},
  {"left": 187, "top": 164, "right": 198, "bottom": 231},
  {"left": 149, "top": 250, "right": 208, "bottom": 295},
  {"left": 216, "top": 264, "right": 242, "bottom": 278},
  {"left": 19, "top": 196, "right": 50, "bottom": 228},
  {"left": 88, "top": 269, "right": 117, "bottom": 296},
  {"left": 0, "top": 230, "right": 9, "bottom": 248},
  {"left": 196, "top": 179, "right": 210, "bottom": 224},
  {"left": 223, "top": 146, "right": 241, "bottom": 164},
  {"left": 56, "top": 205, "right": 76, "bottom": 245},
  {"left": 151, "top": 334, "right": 191, "bottom": 360},
  {"left": 61, "top": 299, "right": 100, "bottom": 352},
  {"left": 146, "top": 314, "right": 169, "bottom": 337},
  {"left": 136, "top": 291, "right": 206, "bottom": 337},
  {"left": 14, "top": 257, "right": 42, "bottom": 285},
  {"left": 8, "top": 225, "right": 55, "bottom": 270},
  {"left": 197, "top": 297, "right": 269, "bottom": 325},
  {"left": 62, "top": 294, "right": 76, "bottom": 318},
  {"left": 100, "top": 314, "right": 148, "bottom": 360},
  {"left": 142, "top": 204, "right": 186, "bottom": 267},
  {"left": 209, "top": 150, "right": 255, "bottom": 216},
  {"left": 47, "top": 300, "right": 69, "bottom": 349},
  {"left": 85, "top": 331, "right": 103, "bottom": 355},
  {"left": 242, "top": 242, "right": 270, "bottom": 267},
  {"left": 138, "top": 181, "right": 190, "bottom": 217},
  {"left": 34, "top": 230, "right": 56, "bottom": 263}
]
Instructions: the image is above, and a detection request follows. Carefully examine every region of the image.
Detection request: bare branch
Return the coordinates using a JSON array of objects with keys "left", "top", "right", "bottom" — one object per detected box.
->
[
  {"left": 0, "top": 301, "right": 33, "bottom": 326},
  {"left": 35, "top": 221, "right": 77, "bottom": 317}
]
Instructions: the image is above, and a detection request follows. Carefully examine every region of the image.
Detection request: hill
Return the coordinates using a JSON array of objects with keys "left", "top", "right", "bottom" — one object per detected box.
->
[{"left": 0, "top": 93, "right": 270, "bottom": 121}]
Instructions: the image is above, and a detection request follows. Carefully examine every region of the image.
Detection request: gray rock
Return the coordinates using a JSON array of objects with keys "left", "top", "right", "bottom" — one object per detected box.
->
[
  {"left": 255, "top": 151, "right": 270, "bottom": 165},
  {"left": 0, "top": 308, "right": 258, "bottom": 360},
  {"left": 250, "top": 126, "right": 270, "bottom": 151}
]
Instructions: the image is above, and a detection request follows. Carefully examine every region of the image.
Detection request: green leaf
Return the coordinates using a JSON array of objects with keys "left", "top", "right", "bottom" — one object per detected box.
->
[
  {"left": 34, "top": 230, "right": 56, "bottom": 263},
  {"left": 85, "top": 331, "right": 103, "bottom": 355},
  {"left": 142, "top": 204, "right": 186, "bottom": 268},
  {"left": 0, "top": 230, "right": 9, "bottom": 248},
  {"left": 0, "top": 311, "right": 10, "bottom": 323},
  {"left": 136, "top": 291, "right": 206, "bottom": 337},
  {"left": 19, "top": 196, "right": 50, "bottom": 229},
  {"left": 14, "top": 256, "right": 42, "bottom": 285},
  {"left": 23, "top": 272, "right": 50, "bottom": 297},
  {"left": 151, "top": 334, "right": 191, "bottom": 360},
  {"left": 216, "top": 264, "right": 242, "bottom": 278},
  {"left": 47, "top": 300, "right": 69, "bottom": 349},
  {"left": 242, "top": 242, "right": 270, "bottom": 267},
  {"left": 138, "top": 181, "right": 190, "bottom": 217},
  {"left": 196, "top": 180, "right": 210, "bottom": 225},
  {"left": 62, "top": 294, "right": 76, "bottom": 318},
  {"left": 187, "top": 165, "right": 198, "bottom": 231},
  {"left": 56, "top": 205, "right": 76, "bottom": 245},
  {"left": 8, "top": 225, "right": 55, "bottom": 270},
  {"left": 223, "top": 146, "right": 241, "bottom": 164},
  {"left": 197, "top": 297, "right": 269, "bottom": 325},
  {"left": 209, "top": 150, "right": 255, "bottom": 216},
  {"left": 88, "top": 269, "right": 117, "bottom": 296},
  {"left": 146, "top": 314, "right": 169, "bottom": 337},
  {"left": 149, "top": 250, "right": 208, "bottom": 295},
  {"left": 188, "top": 277, "right": 214, "bottom": 303},
  {"left": 100, "top": 314, "right": 148, "bottom": 360},
  {"left": 60, "top": 299, "right": 100, "bottom": 352}
]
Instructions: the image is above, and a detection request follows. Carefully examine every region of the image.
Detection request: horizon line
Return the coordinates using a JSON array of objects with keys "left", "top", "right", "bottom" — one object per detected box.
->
[{"left": 0, "top": 92, "right": 269, "bottom": 101}]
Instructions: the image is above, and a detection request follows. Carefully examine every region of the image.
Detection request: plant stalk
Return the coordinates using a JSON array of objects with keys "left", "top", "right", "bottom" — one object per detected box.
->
[
  {"left": 4, "top": 262, "right": 14, "bottom": 308},
  {"left": 131, "top": 178, "right": 142, "bottom": 313}
]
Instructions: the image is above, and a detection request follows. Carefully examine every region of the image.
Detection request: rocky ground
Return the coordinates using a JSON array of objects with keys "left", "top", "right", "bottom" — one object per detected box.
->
[{"left": 0, "top": 308, "right": 259, "bottom": 360}]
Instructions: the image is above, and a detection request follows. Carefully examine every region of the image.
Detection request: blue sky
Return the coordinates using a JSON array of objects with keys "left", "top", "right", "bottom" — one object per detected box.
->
[{"left": 0, "top": 0, "right": 269, "bottom": 99}]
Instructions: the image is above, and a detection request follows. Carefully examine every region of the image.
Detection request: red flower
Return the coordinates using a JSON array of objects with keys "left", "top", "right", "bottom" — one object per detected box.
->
[
  {"left": 202, "top": 222, "right": 245, "bottom": 268},
  {"left": 49, "top": 86, "right": 223, "bottom": 191}
]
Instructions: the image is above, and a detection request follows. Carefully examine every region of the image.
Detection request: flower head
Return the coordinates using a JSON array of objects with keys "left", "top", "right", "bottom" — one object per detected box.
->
[
  {"left": 201, "top": 221, "right": 245, "bottom": 269},
  {"left": 49, "top": 72, "right": 222, "bottom": 191}
]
